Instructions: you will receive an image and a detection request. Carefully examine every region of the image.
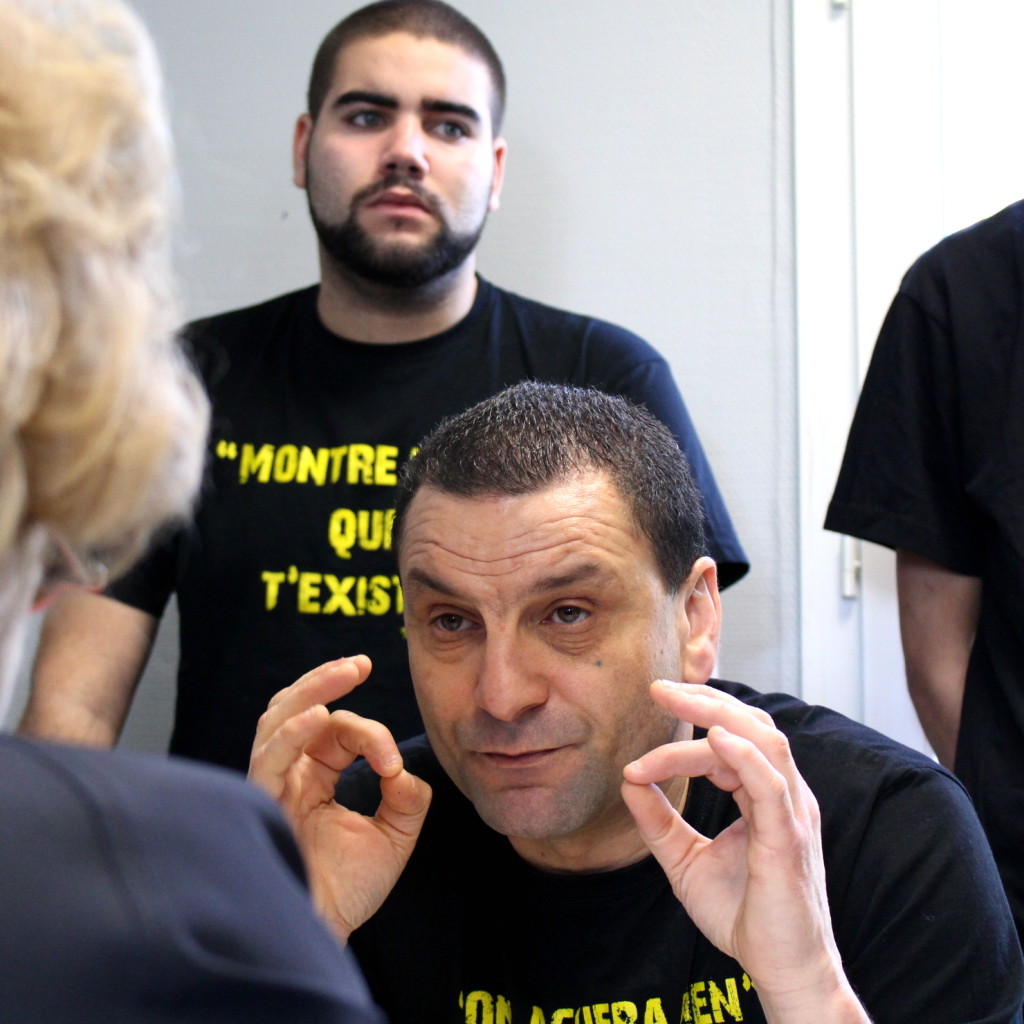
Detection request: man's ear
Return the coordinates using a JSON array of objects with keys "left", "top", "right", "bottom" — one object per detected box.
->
[
  {"left": 488, "top": 136, "right": 507, "bottom": 212},
  {"left": 677, "top": 557, "right": 721, "bottom": 683},
  {"left": 292, "top": 113, "right": 313, "bottom": 189}
]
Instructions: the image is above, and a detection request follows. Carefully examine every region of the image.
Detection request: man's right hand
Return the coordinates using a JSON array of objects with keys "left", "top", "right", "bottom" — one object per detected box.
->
[{"left": 248, "top": 655, "right": 431, "bottom": 943}]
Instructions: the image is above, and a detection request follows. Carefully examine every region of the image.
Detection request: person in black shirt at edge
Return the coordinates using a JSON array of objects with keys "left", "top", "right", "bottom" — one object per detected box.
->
[
  {"left": 251, "top": 381, "right": 1023, "bottom": 1024},
  {"left": 826, "top": 200, "right": 1024, "bottom": 940}
]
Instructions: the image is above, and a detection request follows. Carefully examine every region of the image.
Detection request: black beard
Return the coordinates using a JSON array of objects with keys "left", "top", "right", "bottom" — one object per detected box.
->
[
  {"left": 307, "top": 173, "right": 486, "bottom": 289},
  {"left": 311, "top": 211, "right": 483, "bottom": 288}
]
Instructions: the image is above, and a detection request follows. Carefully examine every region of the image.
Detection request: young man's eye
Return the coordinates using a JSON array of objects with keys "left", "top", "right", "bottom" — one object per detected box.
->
[
  {"left": 434, "top": 120, "right": 468, "bottom": 140},
  {"left": 349, "top": 110, "right": 385, "bottom": 128}
]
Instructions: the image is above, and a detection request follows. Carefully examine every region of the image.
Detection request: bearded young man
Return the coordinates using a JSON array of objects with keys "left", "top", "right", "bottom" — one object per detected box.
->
[{"left": 20, "top": 0, "right": 746, "bottom": 773}]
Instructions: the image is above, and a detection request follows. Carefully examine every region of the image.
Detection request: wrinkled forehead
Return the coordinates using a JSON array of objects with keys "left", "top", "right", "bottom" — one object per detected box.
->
[{"left": 396, "top": 475, "right": 645, "bottom": 577}]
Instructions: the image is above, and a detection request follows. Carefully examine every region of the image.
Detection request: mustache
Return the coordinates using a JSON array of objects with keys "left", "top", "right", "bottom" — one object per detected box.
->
[{"left": 352, "top": 173, "right": 443, "bottom": 216}]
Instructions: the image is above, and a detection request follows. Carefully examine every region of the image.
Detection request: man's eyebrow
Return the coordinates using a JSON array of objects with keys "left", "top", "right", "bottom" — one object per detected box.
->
[
  {"left": 331, "top": 91, "right": 481, "bottom": 125},
  {"left": 404, "top": 563, "right": 607, "bottom": 600},
  {"left": 333, "top": 89, "right": 398, "bottom": 110},
  {"left": 421, "top": 99, "right": 481, "bottom": 124},
  {"left": 526, "top": 563, "right": 605, "bottom": 598},
  {"left": 404, "top": 567, "right": 461, "bottom": 597}
]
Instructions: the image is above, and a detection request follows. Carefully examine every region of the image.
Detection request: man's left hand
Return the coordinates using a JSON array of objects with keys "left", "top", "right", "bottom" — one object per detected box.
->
[{"left": 621, "top": 681, "right": 868, "bottom": 1024}]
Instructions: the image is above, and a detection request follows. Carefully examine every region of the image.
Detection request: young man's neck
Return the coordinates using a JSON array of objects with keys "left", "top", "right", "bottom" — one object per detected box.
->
[{"left": 316, "top": 256, "right": 479, "bottom": 344}]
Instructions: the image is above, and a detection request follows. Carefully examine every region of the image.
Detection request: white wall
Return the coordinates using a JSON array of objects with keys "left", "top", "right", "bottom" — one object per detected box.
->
[{"left": 5, "top": 0, "right": 797, "bottom": 746}]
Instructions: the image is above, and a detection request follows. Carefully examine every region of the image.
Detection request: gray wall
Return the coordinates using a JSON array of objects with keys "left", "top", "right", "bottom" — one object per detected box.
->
[{"left": 6, "top": 0, "right": 797, "bottom": 747}]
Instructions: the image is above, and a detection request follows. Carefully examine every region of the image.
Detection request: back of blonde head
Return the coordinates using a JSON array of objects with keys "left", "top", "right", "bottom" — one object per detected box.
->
[{"left": 0, "top": 0, "right": 209, "bottom": 580}]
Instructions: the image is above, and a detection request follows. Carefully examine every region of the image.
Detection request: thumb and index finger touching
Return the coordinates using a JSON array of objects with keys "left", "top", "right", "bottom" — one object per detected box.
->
[
  {"left": 249, "top": 655, "right": 431, "bottom": 817},
  {"left": 248, "top": 656, "right": 372, "bottom": 795},
  {"left": 620, "top": 680, "right": 815, "bottom": 873}
]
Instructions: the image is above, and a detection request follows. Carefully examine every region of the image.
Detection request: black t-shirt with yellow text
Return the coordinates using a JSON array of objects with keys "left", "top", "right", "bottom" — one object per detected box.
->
[{"left": 112, "top": 280, "right": 747, "bottom": 771}]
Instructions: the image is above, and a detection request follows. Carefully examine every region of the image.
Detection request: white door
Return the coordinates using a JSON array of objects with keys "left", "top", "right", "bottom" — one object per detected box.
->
[{"left": 796, "top": 0, "right": 1024, "bottom": 751}]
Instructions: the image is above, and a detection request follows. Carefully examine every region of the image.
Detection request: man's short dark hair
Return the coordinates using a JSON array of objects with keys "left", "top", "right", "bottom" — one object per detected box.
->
[
  {"left": 394, "top": 382, "right": 708, "bottom": 592},
  {"left": 307, "top": 0, "right": 506, "bottom": 133}
]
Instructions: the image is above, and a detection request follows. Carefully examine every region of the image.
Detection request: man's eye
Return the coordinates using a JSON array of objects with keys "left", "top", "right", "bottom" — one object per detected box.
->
[
  {"left": 350, "top": 110, "right": 385, "bottom": 128},
  {"left": 434, "top": 613, "right": 470, "bottom": 633},
  {"left": 550, "top": 605, "right": 588, "bottom": 625},
  {"left": 434, "top": 120, "right": 468, "bottom": 140}
]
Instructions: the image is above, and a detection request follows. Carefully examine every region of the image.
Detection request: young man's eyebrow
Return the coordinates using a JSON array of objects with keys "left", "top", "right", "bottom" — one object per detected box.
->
[
  {"left": 421, "top": 99, "right": 481, "bottom": 124},
  {"left": 331, "top": 91, "right": 481, "bottom": 125},
  {"left": 333, "top": 89, "right": 398, "bottom": 110}
]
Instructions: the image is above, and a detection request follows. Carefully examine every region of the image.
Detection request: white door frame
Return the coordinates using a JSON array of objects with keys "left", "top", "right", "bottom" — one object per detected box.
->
[
  {"left": 793, "top": 0, "right": 863, "bottom": 721},
  {"left": 793, "top": 0, "right": 939, "bottom": 745}
]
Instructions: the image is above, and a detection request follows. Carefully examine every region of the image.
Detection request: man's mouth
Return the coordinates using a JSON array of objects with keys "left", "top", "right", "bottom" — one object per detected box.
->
[
  {"left": 479, "top": 746, "right": 565, "bottom": 768},
  {"left": 372, "top": 190, "right": 424, "bottom": 206},
  {"left": 365, "top": 188, "right": 433, "bottom": 215}
]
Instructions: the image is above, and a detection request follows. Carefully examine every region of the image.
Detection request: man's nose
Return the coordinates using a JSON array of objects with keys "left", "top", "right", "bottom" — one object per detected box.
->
[
  {"left": 475, "top": 631, "right": 548, "bottom": 722},
  {"left": 380, "top": 116, "right": 429, "bottom": 178}
]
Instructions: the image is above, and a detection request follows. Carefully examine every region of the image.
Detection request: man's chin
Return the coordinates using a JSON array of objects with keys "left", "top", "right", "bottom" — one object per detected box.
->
[
  {"left": 366, "top": 238, "right": 443, "bottom": 269},
  {"left": 316, "top": 212, "right": 483, "bottom": 290},
  {"left": 462, "top": 781, "right": 587, "bottom": 842},
  {"left": 338, "top": 250, "right": 471, "bottom": 290},
  {"left": 356, "top": 213, "right": 439, "bottom": 245}
]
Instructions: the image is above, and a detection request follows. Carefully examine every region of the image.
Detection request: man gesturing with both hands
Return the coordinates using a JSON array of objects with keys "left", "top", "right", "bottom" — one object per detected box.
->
[{"left": 251, "top": 382, "right": 1022, "bottom": 1024}]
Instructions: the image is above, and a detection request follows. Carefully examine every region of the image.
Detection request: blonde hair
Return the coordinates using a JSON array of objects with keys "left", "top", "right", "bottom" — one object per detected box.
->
[{"left": 0, "top": 0, "right": 209, "bottom": 580}]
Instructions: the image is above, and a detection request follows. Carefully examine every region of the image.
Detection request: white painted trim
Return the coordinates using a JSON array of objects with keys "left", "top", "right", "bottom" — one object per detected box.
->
[{"left": 793, "top": 0, "right": 863, "bottom": 718}]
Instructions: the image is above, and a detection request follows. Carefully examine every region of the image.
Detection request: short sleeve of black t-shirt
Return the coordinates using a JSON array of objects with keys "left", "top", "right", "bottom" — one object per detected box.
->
[{"left": 825, "top": 200, "right": 1024, "bottom": 572}]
